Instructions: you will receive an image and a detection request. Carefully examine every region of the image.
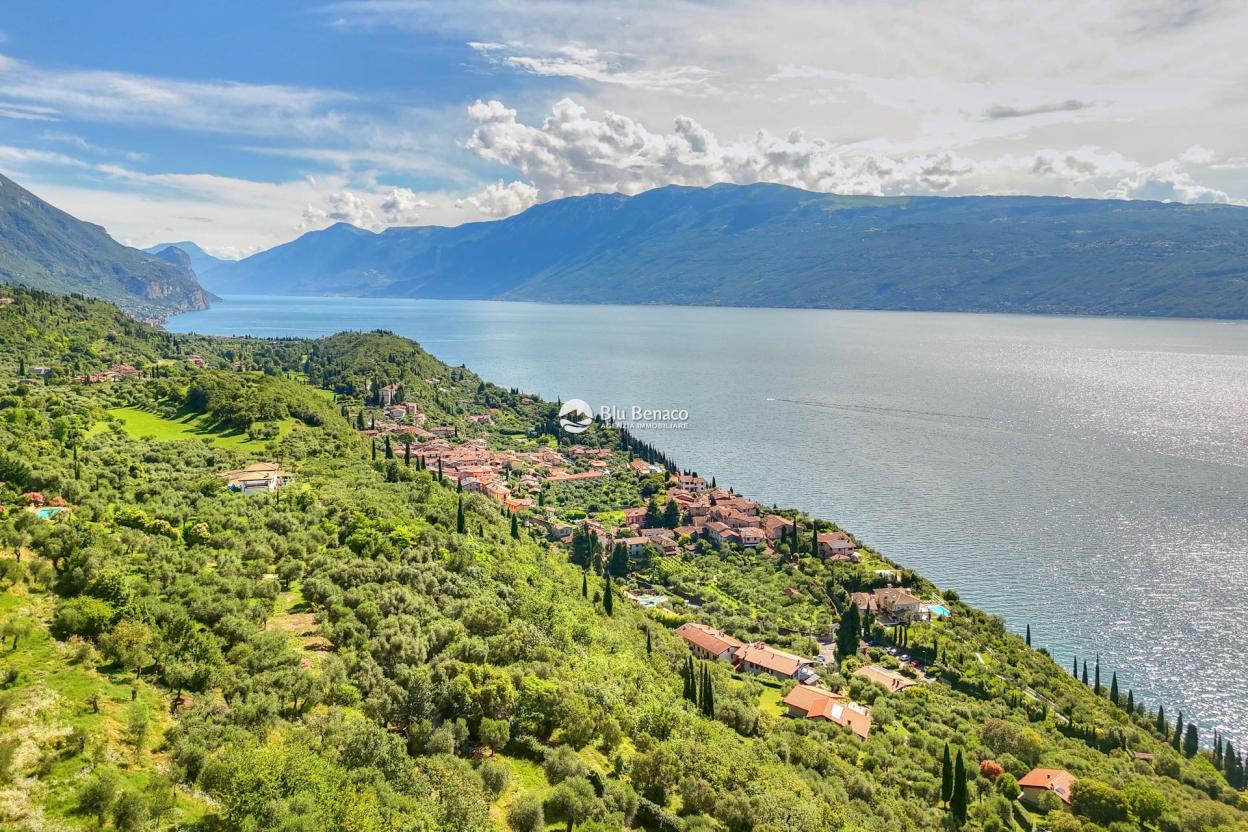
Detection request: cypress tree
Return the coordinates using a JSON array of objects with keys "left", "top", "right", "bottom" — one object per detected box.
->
[
  {"left": 457, "top": 476, "right": 463, "bottom": 493},
  {"left": 384, "top": 435, "right": 393, "bottom": 459},
  {"left": 510, "top": 512, "right": 519, "bottom": 538},
  {"left": 1072, "top": 655, "right": 1078, "bottom": 677},
  {"left": 950, "top": 749, "right": 968, "bottom": 824},
  {"left": 1082, "top": 660, "right": 1088, "bottom": 685},
  {"left": 1172, "top": 712, "right": 1184, "bottom": 750},
  {"left": 456, "top": 495, "right": 465, "bottom": 533},
  {"left": 581, "top": 571, "right": 588, "bottom": 597},
  {"left": 1109, "top": 672, "right": 1119, "bottom": 706},
  {"left": 646, "top": 628, "right": 652, "bottom": 655},
  {"left": 836, "top": 601, "right": 861, "bottom": 668},
  {"left": 437, "top": 458, "right": 443, "bottom": 483},
  {"left": 1224, "top": 741, "right": 1238, "bottom": 784},
  {"left": 1126, "top": 689, "right": 1134, "bottom": 714},
  {"left": 940, "top": 743, "right": 954, "bottom": 806},
  {"left": 1183, "top": 723, "right": 1198, "bottom": 758},
  {"left": 603, "top": 578, "right": 614, "bottom": 615},
  {"left": 1025, "top": 624, "right": 1031, "bottom": 646},
  {"left": 703, "top": 666, "right": 715, "bottom": 718},
  {"left": 371, "top": 439, "right": 377, "bottom": 460},
  {"left": 1094, "top": 654, "right": 1101, "bottom": 695},
  {"left": 404, "top": 441, "right": 410, "bottom": 466},
  {"left": 1156, "top": 705, "right": 1166, "bottom": 738}
]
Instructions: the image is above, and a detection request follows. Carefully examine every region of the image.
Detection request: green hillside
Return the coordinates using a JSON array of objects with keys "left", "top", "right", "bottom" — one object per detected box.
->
[{"left": 0, "top": 286, "right": 1245, "bottom": 832}]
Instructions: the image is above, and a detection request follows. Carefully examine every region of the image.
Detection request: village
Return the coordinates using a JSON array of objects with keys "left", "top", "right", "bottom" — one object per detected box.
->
[{"left": 345, "top": 396, "right": 970, "bottom": 745}]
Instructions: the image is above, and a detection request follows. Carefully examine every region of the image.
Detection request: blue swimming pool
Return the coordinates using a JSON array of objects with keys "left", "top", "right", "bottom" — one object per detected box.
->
[
  {"left": 35, "top": 507, "right": 65, "bottom": 520},
  {"left": 927, "top": 604, "right": 951, "bottom": 618}
]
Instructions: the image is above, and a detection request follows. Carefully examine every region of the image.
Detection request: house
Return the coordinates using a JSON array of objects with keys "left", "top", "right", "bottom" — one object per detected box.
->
[
  {"left": 110, "top": 363, "right": 141, "bottom": 379},
  {"left": 762, "top": 515, "right": 794, "bottom": 540},
  {"left": 676, "top": 622, "right": 744, "bottom": 662},
  {"left": 737, "top": 527, "right": 765, "bottom": 548},
  {"left": 734, "top": 642, "right": 818, "bottom": 682},
  {"left": 629, "top": 458, "right": 661, "bottom": 476},
  {"left": 704, "top": 521, "right": 736, "bottom": 547},
  {"left": 816, "top": 532, "right": 857, "bottom": 559},
  {"left": 854, "top": 664, "right": 919, "bottom": 692},
  {"left": 616, "top": 536, "right": 652, "bottom": 560},
  {"left": 185, "top": 354, "right": 206, "bottom": 367},
  {"left": 674, "top": 474, "right": 707, "bottom": 492},
  {"left": 219, "top": 462, "right": 292, "bottom": 494},
  {"left": 1018, "top": 769, "right": 1076, "bottom": 808},
  {"left": 782, "top": 685, "right": 871, "bottom": 739},
  {"left": 623, "top": 507, "right": 648, "bottom": 527},
  {"left": 430, "top": 425, "right": 456, "bottom": 437},
  {"left": 379, "top": 384, "right": 400, "bottom": 406},
  {"left": 852, "top": 587, "right": 929, "bottom": 623}
]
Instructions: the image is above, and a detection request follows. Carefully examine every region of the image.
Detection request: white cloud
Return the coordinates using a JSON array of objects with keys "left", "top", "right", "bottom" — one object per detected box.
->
[
  {"left": 0, "top": 52, "right": 354, "bottom": 138},
  {"left": 463, "top": 97, "right": 1240, "bottom": 208},
  {"left": 469, "top": 41, "right": 717, "bottom": 96},
  {"left": 456, "top": 179, "right": 539, "bottom": 217}
]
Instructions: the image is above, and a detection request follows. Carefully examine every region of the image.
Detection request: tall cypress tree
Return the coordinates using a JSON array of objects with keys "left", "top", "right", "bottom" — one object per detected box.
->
[
  {"left": 1183, "top": 723, "right": 1198, "bottom": 758},
  {"left": 371, "top": 438, "right": 377, "bottom": 460},
  {"left": 1025, "top": 624, "right": 1031, "bottom": 646},
  {"left": 703, "top": 665, "right": 715, "bottom": 718},
  {"left": 1126, "top": 689, "right": 1134, "bottom": 715},
  {"left": 404, "top": 441, "right": 411, "bottom": 466},
  {"left": 1081, "top": 660, "right": 1088, "bottom": 685},
  {"left": 1156, "top": 705, "right": 1167, "bottom": 738},
  {"left": 581, "top": 571, "right": 588, "bottom": 597},
  {"left": 1109, "top": 672, "right": 1119, "bottom": 706},
  {"left": 950, "top": 750, "right": 968, "bottom": 824},
  {"left": 940, "top": 743, "right": 954, "bottom": 806},
  {"left": 384, "top": 435, "right": 393, "bottom": 459},
  {"left": 456, "top": 495, "right": 465, "bottom": 533},
  {"left": 1094, "top": 655, "right": 1101, "bottom": 695},
  {"left": 1172, "top": 712, "right": 1184, "bottom": 750},
  {"left": 603, "top": 578, "right": 614, "bottom": 616},
  {"left": 646, "top": 628, "right": 652, "bottom": 655},
  {"left": 510, "top": 512, "right": 519, "bottom": 539},
  {"left": 1072, "top": 655, "right": 1078, "bottom": 677},
  {"left": 836, "top": 602, "right": 861, "bottom": 669}
]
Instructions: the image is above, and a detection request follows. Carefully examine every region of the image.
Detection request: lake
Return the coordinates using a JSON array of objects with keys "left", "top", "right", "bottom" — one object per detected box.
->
[{"left": 170, "top": 295, "right": 1248, "bottom": 745}]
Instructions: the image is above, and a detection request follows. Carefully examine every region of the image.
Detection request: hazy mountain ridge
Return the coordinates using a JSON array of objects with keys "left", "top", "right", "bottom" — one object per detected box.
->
[
  {"left": 203, "top": 183, "right": 1248, "bottom": 318},
  {"left": 0, "top": 173, "right": 212, "bottom": 318},
  {"left": 144, "top": 240, "right": 233, "bottom": 283}
]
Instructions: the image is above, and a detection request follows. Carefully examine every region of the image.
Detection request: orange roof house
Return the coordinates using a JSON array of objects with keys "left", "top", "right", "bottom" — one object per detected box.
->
[
  {"left": 734, "top": 642, "right": 816, "bottom": 682},
  {"left": 676, "top": 622, "right": 744, "bottom": 661},
  {"left": 782, "top": 685, "right": 872, "bottom": 739},
  {"left": 1018, "top": 768, "right": 1076, "bottom": 807}
]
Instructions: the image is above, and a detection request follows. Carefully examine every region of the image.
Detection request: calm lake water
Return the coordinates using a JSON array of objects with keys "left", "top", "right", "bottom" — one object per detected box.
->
[{"left": 170, "top": 296, "right": 1248, "bottom": 745}]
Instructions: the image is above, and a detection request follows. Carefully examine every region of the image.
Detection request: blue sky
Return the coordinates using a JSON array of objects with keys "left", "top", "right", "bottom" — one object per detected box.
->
[{"left": 1, "top": 1, "right": 1245, "bottom": 256}]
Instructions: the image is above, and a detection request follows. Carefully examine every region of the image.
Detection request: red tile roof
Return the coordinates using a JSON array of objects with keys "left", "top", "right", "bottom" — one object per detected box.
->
[
  {"left": 676, "top": 622, "right": 744, "bottom": 656},
  {"left": 1018, "top": 769, "right": 1076, "bottom": 804}
]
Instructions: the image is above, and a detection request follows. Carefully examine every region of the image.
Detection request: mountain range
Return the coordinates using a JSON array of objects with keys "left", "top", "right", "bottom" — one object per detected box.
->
[
  {"left": 196, "top": 183, "right": 1248, "bottom": 319},
  {"left": 0, "top": 173, "right": 211, "bottom": 318}
]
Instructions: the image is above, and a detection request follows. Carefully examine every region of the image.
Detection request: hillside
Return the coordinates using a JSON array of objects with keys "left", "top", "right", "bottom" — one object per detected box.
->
[
  {"left": 206, "top": 183, "right": 1248, "bottom": 319},
  {"left": 1, "top": 286, "right": 1245, "bottom": 832},
  {"left": 0, "top": 174, "right": 211, "bottom": 319}
]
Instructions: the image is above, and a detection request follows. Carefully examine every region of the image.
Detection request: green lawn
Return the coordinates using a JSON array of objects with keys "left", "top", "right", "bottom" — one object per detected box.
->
[
  {"left": 106, "top": 406, "right": 293, "bottom": 449},
  {"left": 758, "top": 684, "right": 789, "bottom": 717}
]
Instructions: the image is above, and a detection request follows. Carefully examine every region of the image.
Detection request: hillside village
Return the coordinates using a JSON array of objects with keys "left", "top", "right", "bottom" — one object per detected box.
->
[{"left": 2, "top": 288, "right": 1246, "bottom": 832}]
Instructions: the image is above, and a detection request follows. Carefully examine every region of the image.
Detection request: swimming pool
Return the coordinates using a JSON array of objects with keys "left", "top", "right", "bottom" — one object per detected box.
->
[
  {"left": 927, "top": 604, "right": 951, "bottom": 618},
  {"left": 34, "top": 507, "right": 65, "bottom": 520}
]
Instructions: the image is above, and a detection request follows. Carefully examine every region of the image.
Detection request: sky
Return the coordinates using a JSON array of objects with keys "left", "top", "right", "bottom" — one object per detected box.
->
[{"left": 1, "top": 0, "right": 1246, "bottom": 258}]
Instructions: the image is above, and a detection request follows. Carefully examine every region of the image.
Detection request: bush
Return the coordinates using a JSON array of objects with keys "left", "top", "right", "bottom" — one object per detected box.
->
[
  {"left": 544, "top": 744, "right": 588, "bottom": 784},
  {"left": 51, "top": 597, "right": 116, "bottom": 640},
  {"left": 480, "top": 759, "right": 510, "bottom": 795},
  {"left": 1071, "top": 779, "right": 1129, "bottom": 826},
  {"left": 508, "top": 794, "right": 544, "bottom": 832}
]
